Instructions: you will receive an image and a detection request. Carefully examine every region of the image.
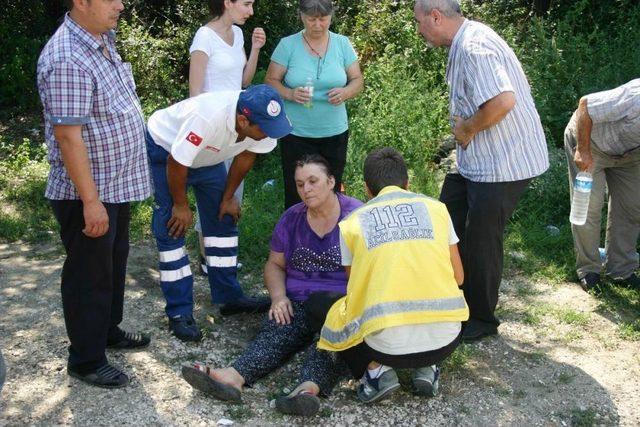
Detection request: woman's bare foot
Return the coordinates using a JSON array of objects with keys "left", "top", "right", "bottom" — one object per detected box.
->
[
  {"left": 207, "top": 367, "right": 244, "bottom": 392},
  {"left": 275, "top": 381, "right": 321, "bottom": 416},
  {"left": 289, "top": 380, "right": 320, "bottom": 396}
]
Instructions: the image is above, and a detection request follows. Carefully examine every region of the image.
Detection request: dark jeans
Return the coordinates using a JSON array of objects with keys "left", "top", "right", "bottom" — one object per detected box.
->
[
  {"left": 439, "top": 173, "right": 530, "bottom": 328},
  {"left": 279, "top": 130, "right": 349, "bottom": 209},
  {"left": 50, "top": 200, "right": 131, "bottom": 373}
]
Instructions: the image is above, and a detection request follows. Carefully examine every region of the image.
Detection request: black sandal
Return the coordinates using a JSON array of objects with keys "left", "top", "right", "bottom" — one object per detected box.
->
[
  {"left": 182, "top": 363, "right": 242, "bottom": 402},
  {"left": 275, "top": 390, "right": 321, "bottom": 416},
  {"left": 68, "top": 364, "right": 129, "bottom": 389},
  {"left": 107, "top": 330, "right": 151, "bottom": 349}
]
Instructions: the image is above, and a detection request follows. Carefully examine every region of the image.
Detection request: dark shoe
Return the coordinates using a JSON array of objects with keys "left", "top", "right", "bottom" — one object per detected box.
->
[
  {"left": 612, "top": 273, "right": 640, "bottom": 290},
  {"left": 220, "top": 296, "right": 271, "bottom": 316},
  {"left": 275, "top": 392, "right": 321, "bottom": 416},
  {"left": 182, "top": 364, "right": 241, "bottom": 402},
  {"left": 411, "top": 365, "right": 440, "bottom": 397},
  {"left": 169, "top": 315, "right": 202, "bottom": 342},
  {"left": 357, "top": 369, "right": 400, "bottom": 403},
  {"left": 68, "top": 363, "right": 129, "bottom": 389},
  {"left": 461, "top": 319, "right": 498, "bottom": 343},
  {"left": 199, "top": 256, "right": 208, "bottom": 276},
  {"left": 580, "top": 272, "right": 601, "bottom": 292},
  {"left": 107, "top": 329, "right": 150, "bottom": 350}
]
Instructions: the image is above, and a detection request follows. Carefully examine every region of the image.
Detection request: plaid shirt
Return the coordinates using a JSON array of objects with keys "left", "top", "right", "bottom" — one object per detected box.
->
[{"left": 37, "top": 14, "right": 151, "bottom": 203}]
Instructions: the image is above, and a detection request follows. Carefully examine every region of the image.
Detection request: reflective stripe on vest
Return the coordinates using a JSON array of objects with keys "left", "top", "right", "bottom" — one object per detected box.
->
[{"left": 320, "top": 296, "right": 467, "bottom": 345}]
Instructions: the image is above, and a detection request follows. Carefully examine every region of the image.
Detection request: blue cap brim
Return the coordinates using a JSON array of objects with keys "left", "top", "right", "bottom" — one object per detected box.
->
[{"left": 258, "top": 114, "right": 292, "bottom": 139}]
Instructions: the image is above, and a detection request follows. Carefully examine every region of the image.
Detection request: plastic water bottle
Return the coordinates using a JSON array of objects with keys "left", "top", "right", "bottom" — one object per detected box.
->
[
  {"left": 304, "top": 76, "right": 314, "bottom": 108},
  {"left": 261, "top": 179, "right": 275, "bottom": 189},
  {"left": 569, "top": 171, "right": 593, "bottom": 225},
  {"left": 598, "top": 247, "right": 606, "bottom": 266}
]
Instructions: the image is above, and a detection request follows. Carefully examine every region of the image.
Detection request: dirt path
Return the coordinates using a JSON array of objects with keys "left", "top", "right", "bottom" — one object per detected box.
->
[{"left": 1, "top": 241, "right": 638, "bottom": 426}]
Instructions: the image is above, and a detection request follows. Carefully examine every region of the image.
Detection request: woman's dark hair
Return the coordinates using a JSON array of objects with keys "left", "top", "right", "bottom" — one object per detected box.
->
[
  {"left": 209, "top": 0, "right": 238, "bottom": 19},
  {"left": 63, "top": 0, "right": 73, "bottom": 10},
  {"left": 363, "top": 147, "right": 408, "bottom": 196},
  {"left": 295, "top": 154, "right": 334, "bottom": 180},
  {"left": 299, "top": 0, "right": 334, "bottom": 17}
]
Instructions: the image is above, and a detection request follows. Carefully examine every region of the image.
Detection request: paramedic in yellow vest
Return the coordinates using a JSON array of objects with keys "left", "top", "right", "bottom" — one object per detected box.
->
[{"left": 318, "top": 147, "right": 469, "bottom": 403}]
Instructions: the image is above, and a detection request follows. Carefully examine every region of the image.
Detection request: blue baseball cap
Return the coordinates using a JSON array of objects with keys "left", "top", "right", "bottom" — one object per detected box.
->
[{"left": 237, "top": 84, "right": 292, "bottom": 139}]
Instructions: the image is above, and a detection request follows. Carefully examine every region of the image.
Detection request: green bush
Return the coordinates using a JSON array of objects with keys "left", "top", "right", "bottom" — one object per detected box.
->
[
  {"left": 344, "top": 54, "right": 449, "bottom": 199},
  {"left": 0, "top": 0, "right": 62, "bottom": 111}
]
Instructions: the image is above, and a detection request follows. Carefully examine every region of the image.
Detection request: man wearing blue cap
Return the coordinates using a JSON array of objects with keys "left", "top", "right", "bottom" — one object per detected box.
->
[{"left": 146, "top": 84, "right": 292, "bottom": 341}]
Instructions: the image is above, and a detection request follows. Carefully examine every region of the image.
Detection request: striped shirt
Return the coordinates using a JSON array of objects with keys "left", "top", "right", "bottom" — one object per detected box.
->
[
  {"left": 584, "top": 79, "right": 640, "bottom": 156},
  {"left": 37, "top": 14, "right": 151, "bottom": 203},
  {"left": 446, "top": 20, "right": 549, "bottom": 182}
]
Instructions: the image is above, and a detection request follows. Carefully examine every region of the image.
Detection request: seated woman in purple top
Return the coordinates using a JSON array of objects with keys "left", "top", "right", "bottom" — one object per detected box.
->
[{"left": 182, "top": 154, "right": 362, "bottom": 417}]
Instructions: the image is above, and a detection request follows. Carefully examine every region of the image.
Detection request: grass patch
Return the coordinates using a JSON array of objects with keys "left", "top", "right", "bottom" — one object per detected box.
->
[
  {"left": 503, "top": 149, "right": 575, "bottom": 283},
  {"left": 570, "top": 407, "right": 598, "bottom": 427},
  {"left": 319, "top": 406, "right": 333, "bottom": 418},
  {"left": 494, "top": 305, "right": 515, "bottom": 320},
  {"left": 560, "top": 330, "right": 583, "bottom": 344},
  {"left": 237, "top": 153, "right": 286, "bottom": 280},
  {"left": 522, "top": 305, "right": 544, "bottom": 326},
  {"left": 617, "top": 320, "right": 640, "bottom": 341},
  {"left": 596, "top": 284, "right": 640, "bottom": 317},
  {"left": 442, "top": 344, "right": 477, "bottom": 374},
  {"left": 224, "top": 404, "right": 253, "bottom": 423},
  {"left": 0, "top": 139, "right": 56, "bottom": 242},
  {"left": 519, "top": 303, "right": 590, "bottom": 328},
  {"left": 557, "top": 372, "right": 575, "bottom": 385},
  {"left": 513, "top": 389, "right": 527, "bottom": 399},
  {"left": 513, "top": 281, "right": 541, "bottom": 298},
  {"left": 554, "top": 308, "right": 590, "bottom": 326},
  {"left": 524, "top": 351, "right": 546, "bottom": 364}
]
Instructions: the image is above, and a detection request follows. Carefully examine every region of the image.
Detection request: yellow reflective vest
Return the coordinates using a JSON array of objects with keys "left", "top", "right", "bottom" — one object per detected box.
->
[{"left": 318, "top": 186, "right": 469, "bottom": 352}]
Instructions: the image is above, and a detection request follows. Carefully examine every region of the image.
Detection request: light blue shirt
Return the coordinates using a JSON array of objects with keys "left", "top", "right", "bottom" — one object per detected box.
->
[
  {"left": 584, "top": 78, "right": 640, "bottom": 156},
  {"left": 271, "top": 31, "right": 358, "bottom": 138},
  {"left": 446, "top": 20, "right": 549, "bottom": 182}
]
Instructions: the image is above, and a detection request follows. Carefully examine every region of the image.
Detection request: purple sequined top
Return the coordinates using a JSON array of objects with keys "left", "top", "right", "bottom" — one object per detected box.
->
[{"left": 270, "top": 193, "right": 363, "bottom": 302}]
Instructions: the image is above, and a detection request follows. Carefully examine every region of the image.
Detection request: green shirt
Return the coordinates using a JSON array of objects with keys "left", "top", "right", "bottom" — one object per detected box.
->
[{"left": 271, "top": 31, "right": 358, "bottom": 138}]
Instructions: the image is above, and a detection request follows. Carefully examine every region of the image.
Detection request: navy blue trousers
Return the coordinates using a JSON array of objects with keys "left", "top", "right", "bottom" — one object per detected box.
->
[{"left": 147, "top": 134, "right": 244, "bottom": 317}]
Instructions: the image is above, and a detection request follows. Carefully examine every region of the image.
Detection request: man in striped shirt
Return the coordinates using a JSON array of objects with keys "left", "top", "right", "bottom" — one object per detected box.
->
[
  {"left": 414, "top": 0, "right": 549, "bottom": 341},
  {"left": 565, "top": 80, "right": 640, "bottom": 292}
]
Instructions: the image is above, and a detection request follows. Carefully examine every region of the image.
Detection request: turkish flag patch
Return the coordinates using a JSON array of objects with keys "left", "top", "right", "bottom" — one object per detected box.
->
[{"left": 186, "top": 131, "right": 203, "bottom": 146}]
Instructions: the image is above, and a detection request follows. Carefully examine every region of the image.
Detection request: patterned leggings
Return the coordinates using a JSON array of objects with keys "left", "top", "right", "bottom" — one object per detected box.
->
[{"left": 232, "top": 301, "right": 347, "bottom": 395}]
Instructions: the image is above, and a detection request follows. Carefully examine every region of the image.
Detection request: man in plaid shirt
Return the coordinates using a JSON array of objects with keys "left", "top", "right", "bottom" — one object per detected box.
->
[{"left": 37, "top": 0, "right": 151, "bottom": 388}]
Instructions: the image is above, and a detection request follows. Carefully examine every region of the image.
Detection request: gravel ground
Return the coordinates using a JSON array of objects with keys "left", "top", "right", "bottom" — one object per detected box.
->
[{"left": 1, "top": 240, "right": 639, "bottom": 426}]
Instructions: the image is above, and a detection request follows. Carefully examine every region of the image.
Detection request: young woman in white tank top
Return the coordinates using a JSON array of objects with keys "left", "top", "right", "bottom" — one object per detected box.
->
[{"left": 189, "top": 0, "right": 266, "bottom": 273}]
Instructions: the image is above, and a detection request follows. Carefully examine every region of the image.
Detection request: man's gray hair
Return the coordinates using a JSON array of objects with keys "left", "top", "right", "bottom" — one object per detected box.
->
[
  {"left": 415, "top": 0, "right": 462, "bottom": 17},
  {"left": 299, "top": 0, "right": 334, "bottom": 17}
]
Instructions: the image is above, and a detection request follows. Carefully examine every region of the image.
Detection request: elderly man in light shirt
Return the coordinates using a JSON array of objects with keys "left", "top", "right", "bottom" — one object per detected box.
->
[
  {"left": 565, "top": 79, "right": 640, "bottom": 292},
  {"left": 413, "top": 0, "right": 549, "bottom": 341}
]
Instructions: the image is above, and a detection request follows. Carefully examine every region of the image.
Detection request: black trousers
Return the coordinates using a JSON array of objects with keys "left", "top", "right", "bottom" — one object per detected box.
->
[
  {"left": 439, "top": 173, "right": 530, "bottom": 327},
  {"left": 50, "top": 200, "right": 131, "bottom": 373},
  {"left": 305, "top": 292, "right": 461, "bottom": 379},
  {"left": 340, "top": 332, "right": 462, "bottom": 379},
  {"left": 279, "top": 130, "right": 349, "bottom": 209}
]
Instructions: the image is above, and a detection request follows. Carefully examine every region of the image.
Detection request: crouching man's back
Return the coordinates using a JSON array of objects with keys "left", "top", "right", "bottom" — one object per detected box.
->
[{"left": 318, "top": 147, "right": 468, "bottom": 403}]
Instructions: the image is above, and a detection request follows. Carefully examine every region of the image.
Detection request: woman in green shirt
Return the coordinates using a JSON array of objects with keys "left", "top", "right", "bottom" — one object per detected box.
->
[{"left": 265, "top": 0, "right": 363, "bottom": 209}]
